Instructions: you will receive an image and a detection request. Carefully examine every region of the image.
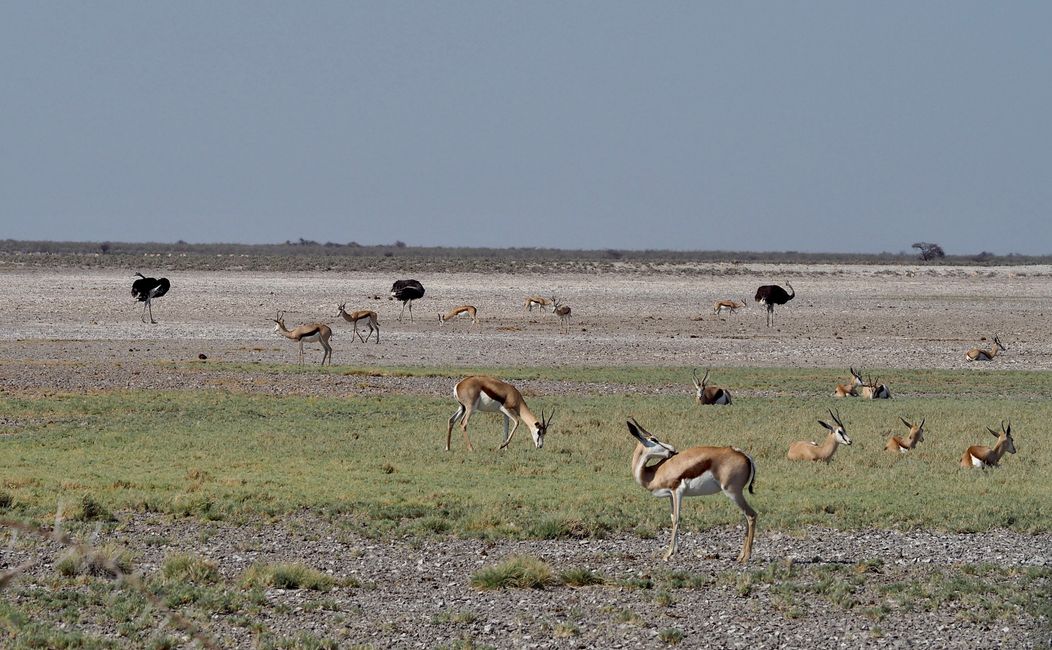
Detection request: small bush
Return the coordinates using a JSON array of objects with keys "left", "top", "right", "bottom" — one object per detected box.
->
[
  {"left": 240, "top": 562, "right": 335, "bottom": 591},
  {"left": 0, "top": 491, "right": 12, "bottom": 509},
  {"left": 470, "top": 555, "right": 555, "bottom": 590}
]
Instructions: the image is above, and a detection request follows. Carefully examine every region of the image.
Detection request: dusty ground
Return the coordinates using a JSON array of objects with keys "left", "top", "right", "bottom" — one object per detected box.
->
[{"left": 1, "top": 262, "right": 1050, "bottom": 648}]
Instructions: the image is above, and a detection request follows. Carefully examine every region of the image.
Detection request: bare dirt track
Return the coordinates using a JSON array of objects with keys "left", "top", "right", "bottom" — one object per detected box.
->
[{"left": 1, "top": 262, "right": 1050, "bottom": 649}]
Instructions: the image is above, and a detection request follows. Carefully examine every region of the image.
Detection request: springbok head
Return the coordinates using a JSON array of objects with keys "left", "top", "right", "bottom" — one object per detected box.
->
[
  {"left": 986, "top": 420, "right": 1016, "bottom": 455},
  {"left": 532, "top": 409, "right": 555, "bottom": 448},
  {"left": 334, "top": 303, "right": 348, "bottom": 318},
  {"left": 899, "top": 416, "right": 925, "bottom": 443},
  {"left": 818, "top": 409, "right": 851, "bottom": 445},
  {"left": 271, "top": 311, "right": 287, "bottom": 331},
  {"left": 692, "top": 368, "right": 710, "bottom": 400},
  {"left": 627, "top": 417, "right": 678, "bottom": 461},
  {"left": 993, "top": 336, "right": 1007, "bottom": 352}
]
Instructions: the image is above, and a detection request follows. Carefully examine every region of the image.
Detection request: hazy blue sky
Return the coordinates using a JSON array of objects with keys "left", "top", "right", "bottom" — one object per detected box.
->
[{"left": 3, "top": 2, "right": 1050, "bottom": 253}]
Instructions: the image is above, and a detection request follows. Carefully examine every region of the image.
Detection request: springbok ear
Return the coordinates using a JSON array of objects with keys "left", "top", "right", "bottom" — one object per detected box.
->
[
  {"left": 900, "top": 416, "right": 912, "bottom": 429},
  {"left": 818, "top": 420, "right": 832, "bottom": 431},
  {"left": 627, "top": 418, "right": 645, "bottom": 441},
  {"left": 919, "top": 418, "right": 925, "bottom": 429},
  {"left": 987, "top": 427, "right": 1000, "bottom": 438},
  {"left": 1004, "top": 420, "right": 1011, "bottom": 436}
]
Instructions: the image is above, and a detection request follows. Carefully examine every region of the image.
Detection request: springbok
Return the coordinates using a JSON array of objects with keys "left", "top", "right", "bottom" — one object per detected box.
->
[
  {"left": 886, "top": 417, "right": 925, "bottom": 453},
  {"left": 272, "top": 312, "right": 333, "bottom": 366},
  {"left": 523, "top": 295, "right": 556, "bottom": 313},
  {"left": 966, "top": 336, "right": 1007, "bottom": 362},
  {"left": 961, "top": 421, "right": 1016, "bottom": 468},
  {"left": 438, "top": 305, "right": 480, "bottom": 328},
  {"left": 334, "top": 304, "right": 380, "bottom": 344},
  {"left": 553, "top": 301, "right": 572, "bottom": 333},
  {"left": 627, "top": 418, "right": 757, "bottom": 564},
  {"left": 855, "top": 369, "right": 891, "bottom": 399},
  {"left": 446, "top": 376, "right": 553, "bottom": 451},
  {"left": 833, "top": 368, "right": 860, "bottom": 398},
  {"left": 713, "top": 297, "right": 747, "bottom": 316},
  {"left": 787, "top": 409, "right": 852, "bottom": 462},
  {"left": 692, "top": 368, "right": 731, "bottom": 405}
]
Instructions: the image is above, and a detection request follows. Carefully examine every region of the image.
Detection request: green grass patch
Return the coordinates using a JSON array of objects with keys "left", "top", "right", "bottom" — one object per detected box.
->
[
  {"left": 240, "top": 563, "right": 336, "bottom": 591},
  {"left": 0, "top": 367, "right": 1049, "bottom": 539}
]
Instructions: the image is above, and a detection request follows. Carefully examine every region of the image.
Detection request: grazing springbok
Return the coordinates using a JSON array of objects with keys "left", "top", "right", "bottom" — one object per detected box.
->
[
  {"left": 961, "top": 421, "right": 1017, "bottom": 468},
  {"left": 692, "top": 368, "right": 731, "bottom": 405},
  {"left": 553, "top": 301, "right": 572, "bottom": 333},
  {"left": 438, "top": 305, "right": 480, "bottom": 328},
  {"left": 886, "top": 417, "right": 925, "bottom": 453},
  {"left": 334, "top": 304, "right": 380, "bottom": 344},
  {"left": 833, "top": 368, "right": 860, "bottom": 398},
  {"left": 272, "top": 312, "right": 333, "bottom": 366},
  {"left": 627, "top": 417, "right": 757, "bottom": 564},
  {"left": 787, "top": 409, "right": 852, "bottom": 462},
  {"left": 966, "top": 336, "right": 1007, "bottom": 362},
  {"left": 523, "top": 295, "right": 556, "bottom": 313},
  {"left": 713, "top": 297, "right": 747, "bottom": 316},
  {"left": 446, "top": 376, "right": 553, "bottom": 451}
]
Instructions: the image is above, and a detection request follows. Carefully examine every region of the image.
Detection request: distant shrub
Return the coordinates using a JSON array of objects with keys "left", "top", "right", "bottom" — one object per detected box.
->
[{"left": 56, "top": 543, "right": 134, "bottom": 578}]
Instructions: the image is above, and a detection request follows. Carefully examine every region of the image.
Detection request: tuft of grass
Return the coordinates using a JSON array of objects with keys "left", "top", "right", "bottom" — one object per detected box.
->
[
  {"left": 160, "top": 553, "right": 220, "bottom": 585},
  {"left": 470, "top": 555, "right": 555, "bottom": 590},
  {"left": 72, "top": 494, "right": 114, "bottom": 522},
  {"left": 240, "top": 562, "right": 335, "bottom": 591},
  {"left": 552, "top": 622, "right": 579, "bottom": 638},
  {"left": 658, "top": 628, "right": 684, "bottom": 645},
  {"left": 0, "top": 491, "right": 12, "bottom": 509},
  {"left": 55, "top": 543, "right": 134, "bottom": 578},
  {"left": 559, "top": 567, "right": 605, "bottom": 587}
]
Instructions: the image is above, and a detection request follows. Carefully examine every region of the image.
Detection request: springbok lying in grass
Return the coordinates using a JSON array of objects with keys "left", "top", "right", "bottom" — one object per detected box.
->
[
  {"left": 961, "top": 421, "right": 1016, "bottom": 468},
  {"left": 886, "top": 417, "right": 925, "bottom": 453},
  {"left": 692, "top": 368, "right": 731, "bottom": 405},
  {"left": 787, "top": 409, "right": 851, "bottom": 462},
  {"left": 627, "top": 417, "right": 757, "bottom": 564}
]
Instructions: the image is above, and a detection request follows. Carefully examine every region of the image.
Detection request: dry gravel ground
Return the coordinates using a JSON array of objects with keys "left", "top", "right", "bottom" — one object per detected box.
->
[{"left": 1, "top": 263, "right": 1051, "bottom": 648}]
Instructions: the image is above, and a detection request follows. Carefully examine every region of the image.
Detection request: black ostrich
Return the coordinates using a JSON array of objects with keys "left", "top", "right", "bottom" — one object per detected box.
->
[
  {"left": 389, "top": 279, "right": 425, "bottom": 321},
  {"left": 754, "top": 281, "right": 794, "bottom": 327},
  {"left": 131, "top": 273, "right": 171, "bottom": 324}
]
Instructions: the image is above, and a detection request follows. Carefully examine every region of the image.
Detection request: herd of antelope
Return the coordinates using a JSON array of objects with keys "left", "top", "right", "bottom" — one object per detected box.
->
[{"left": 203, "top": 278, "right": 1021, "bottom": 566}]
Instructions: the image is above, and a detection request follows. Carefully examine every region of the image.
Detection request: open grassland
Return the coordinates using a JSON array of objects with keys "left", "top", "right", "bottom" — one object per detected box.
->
[{"left": 2, "top": 367, "right": 1049, "bottom": 536}]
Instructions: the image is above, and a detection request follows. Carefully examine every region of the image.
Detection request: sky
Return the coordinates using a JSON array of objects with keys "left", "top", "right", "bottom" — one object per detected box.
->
[{"left": 3, "top": 2, "right": 1051, "bottom": 254}]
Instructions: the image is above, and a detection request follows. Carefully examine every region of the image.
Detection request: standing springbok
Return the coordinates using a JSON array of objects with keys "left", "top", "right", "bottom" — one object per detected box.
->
[
  {"left": 334, "top": 304, "right": 380, "bottom": 344},
  {"left": 966, "top": 336, "right": 1007, "bottom": 362},
  {"left": 272, "top": 312, "right": 333, "bottom": 366},
  {"left": 692, "top": 368, "right": 731, "bottom": 405},
  {"left": 960, "top": 421, "right": 1017, "bottom": 468},
  {"left": 523, "top": 295, "right": 556, "bottom": 313},
  {"left": 553, "top": 302, "right": 572, "bottom": 333},
  {"left": 833, "top": 368, "right": 860, "bottom": 398},
  {"left": 787, "top": 409, "right": 852, "bottom": 462},
  {"left": 713, "top": 297, "right": 747, "bottom": 316},
  {"left": 627, "top": 417, "right": 757, "bottom": 564},
  {"left": 438, "top": 305, "right": 480, "bottom": 328},
  {"left": 446, "top": 376, "right": 553, "bottom": 451},
  {"left": 886, "top": 417, "right": 925, "bottom": 453}
]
